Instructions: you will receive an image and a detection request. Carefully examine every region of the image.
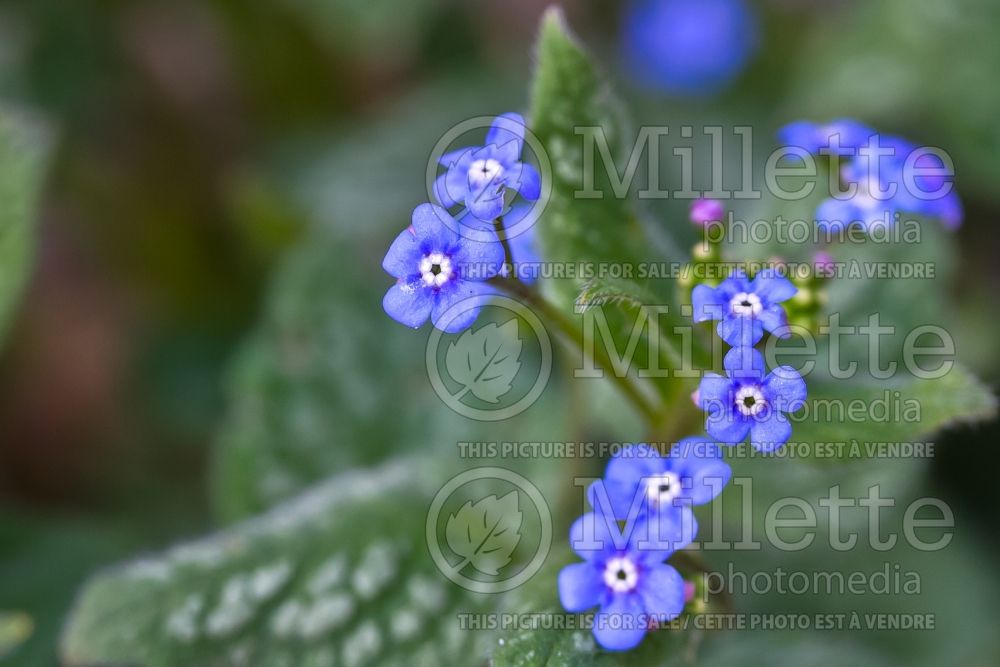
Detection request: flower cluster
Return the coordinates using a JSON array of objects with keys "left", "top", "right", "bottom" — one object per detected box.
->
[
  {"left": 779, "top": 119, "right": 963, "bottom": 233},
  {"left": 689, "top": 207, "right": 807, "bottom": 451},
  {"left": 559, "top": 202, "right": 807, "bottom": 650},
  {"left": 382, "top": 114, "right": 541, "bottom": 331},
  {"left": 559, "top": 440, "right": 730, "bottom": 650}
]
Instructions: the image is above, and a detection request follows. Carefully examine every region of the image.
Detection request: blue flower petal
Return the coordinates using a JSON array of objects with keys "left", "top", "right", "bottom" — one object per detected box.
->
[
  {"left": 697, "top": 373, "right": 731, "bottom": 413},
  {"left": 718, "top": 315, "right": 762, "bottom": 346},
  {"left": 691, "top": 284, "right": 723, "bottom": 323},
  {"left": 778, "top": 119, "right": 875, "bottom": 155},
  {"left": 705, "top": 410, "right": 750, "bottom": 445},
  {"left": 599, "top": 444, "right": 664, "bottom": 520},
  {"left": 558, "top": 562, "right": 604, "bottom": 613},
  {"left": 639, "top": 564, "right": 686, "bottom": 623},
  {"left": 433, "top": 173, "right": 458, "bottom": 208},
  {"left": 827, "top": 118, "right": 877, "bottom": 153},
  {"left": 593, "top": 594, "right": 647, "bottom": 652},
  {"left": 635, "top": 506, "right": 698, "bottom": 555},
  {"left": 467, "top": 192, "right": 504, "bottom": 222},
  {"left": 750, "top": 268, "right": 796, "bottom": 303},
  {"left": 669, "top": 438, "right": 731, "bottom": 505},
  {"left": 930, "top": 191, "right": 963, "bottom": 230},
  {"left": 485, "top": 112, "right": 525, "bottom": 163},
  {"left": 382, "top": 281, "right": 432, "bottom": 329},
  {"left": 511, "top": 162, "right": 541, "bottom": 200},
  {"left": 411, "top": 203, "right": 460, "bottom": 251},
  {"left": 749, "top": 414, "right": 792, "bottom": 452},
  {"left": 438, "top": 147, "right": 473, "bottom": 168},
  {"left": 757, "top": 304, "right": 789, "bottom": 336},
  {"left": 382, "top": 227, "right": 422, "bottom": 278},
  {"left": 716, "top": 270, "right": 751, "bottom": 297},
  {"left": 430, "top": 281, "right": 494, "bottom": 333},
  {"left": 815, "top": 197, "right": 861, "bottom": 233},
  {"left": 777, "top": 120, "right": 821, "bottom": 152},
  {"left": 698, "top": 373, "right": 733, "bottom": 412},
  {"left": 570, "top": 512, "right": 624, "bottom": 562},
  {"left": 763, "top": 366, "right": 807, "bottom": 412},
  {"left": 451, "top": 232, "right": 504, "bottom": 279},
  {"left": 723, "top": 346, "right": 765, "bottom": 382}
]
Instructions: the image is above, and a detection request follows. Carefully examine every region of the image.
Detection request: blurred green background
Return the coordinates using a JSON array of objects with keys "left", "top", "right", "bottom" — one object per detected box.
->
[{"left": 0, "top": 0, "right": 998, "bottom": 665}]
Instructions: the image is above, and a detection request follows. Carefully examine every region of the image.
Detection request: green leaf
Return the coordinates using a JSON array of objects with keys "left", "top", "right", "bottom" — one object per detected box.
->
[
  {"left": 0, "top": 612, "right": 33, "bottom": 660},
  {"left": 209, "top": 235, "right": 469, "bottom": 522},
  {"left": 528, "top": 8, "right": 652, "bottom": 306},
  {"left": 575, "top": 277, "right": 661, "bottom": 313},
  {"left": 794, "top": 364, "right": 996, "bottom": 452},
  {"left": 0, "top": 109, "right": 51, "bottom": 341},
  {"left": 62, "top": 459, "right": 497, "bottom": 667},
  {"left": 0, "top": 512, "right": 145, "bottom": 667}
]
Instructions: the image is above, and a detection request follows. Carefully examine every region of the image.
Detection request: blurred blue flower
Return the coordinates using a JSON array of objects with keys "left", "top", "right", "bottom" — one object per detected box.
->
[
  {"left": 558, "top": 510, "right": 687, "bottom": 651},
  {"left": 692, "top": 267, "right": 796, "bottom": 346},
  {"left": 777, "top": 119, "right": 877, "bottom": 156},
  {"left": 814, "top": 158, "right": 900, "bottom": 233},
  {"left": 781, "top": 120, "right": 964, "bottom": 231},
  {"left": 621, "top": 0, "right": 758, "bottom": 96},
  {"left": 816, "top": 144, "right": 963, "bottom": 232},
  {"left": 588, "top": 441, "right": 730, "bottom": 548},
  {"left": 434, "top": 113, "right": 541, "bottom": 222},
  {"left": 698, "top": 347, "right": 806, "bottom": 452},
  {"left": 382, "top": 204, "right": 503, "bottom": 332}
]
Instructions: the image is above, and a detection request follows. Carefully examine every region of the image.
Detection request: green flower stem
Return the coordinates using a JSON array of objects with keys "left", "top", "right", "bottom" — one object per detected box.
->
[
  {"left": 493, "top": 277, "right": 660, "bottom": 425},
  {"left": 493, "top": 216, "right": 517, "bottom": 281}
]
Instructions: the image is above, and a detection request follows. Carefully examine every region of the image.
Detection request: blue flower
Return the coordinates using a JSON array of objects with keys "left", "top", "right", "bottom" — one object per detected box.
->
[
  {"left": 777, "top": 119, "right": 876, "bottom": 156},
  {"left": 621, "top": 0, "right": 758, "bottom": 97},
  {"left": 783, "top": 123, "right": 965, "bottom": 232},
  {"left": 588, "top": 441, "right": 730, "bottom": 552},
  {"left": 692, "top": 267, "right": 797, "bottom": 346},
  {"left": 558, "top": 510, "right": 687, "bottom": 651},
  {"left": 434, "top": 113, "right": 541, "bottom": 222},
  {"left": 698, "top": 347, "right": 806, "bottom": 452},
  {"left": 815, "top": 145, "right": 963, "bottom": 232},
  {"left": 815, "top": 158, "right": 900, "bottom": 233},
  {"left": 592, "top": 441, "right": 731, "bottom": 517},
  {"left": 382, "top": 203, "right": 503, "bottom": 333}
]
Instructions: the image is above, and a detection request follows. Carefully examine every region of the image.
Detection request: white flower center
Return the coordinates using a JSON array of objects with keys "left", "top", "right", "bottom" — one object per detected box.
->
[
  {"left": 419, "top": 252, "right": 453, "bottom": 288},
  {"left": 603, "top": 556, "right": 639, "bottom": 594},
  {"left": 468, "top": 158, "right": 505, "bottom": 190},
  {"left": 645, "top": 471, "right": 682, "bottom": 506},
  {"left": 729, "top": 292, "right": 762, "bottom": 317},
  {"left": 735, "top": 385, "right": 766, "bottom": 417}
]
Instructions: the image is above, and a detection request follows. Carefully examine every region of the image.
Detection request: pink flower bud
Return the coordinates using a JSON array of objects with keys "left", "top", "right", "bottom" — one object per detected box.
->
[{"left": 689, "top": 198, "right": 725, "bottom": 226}]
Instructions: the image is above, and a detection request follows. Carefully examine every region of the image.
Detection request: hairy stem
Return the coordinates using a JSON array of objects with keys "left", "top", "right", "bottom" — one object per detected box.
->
[{"left": 493, "top": 278, "right": 660, "bottom": 424}]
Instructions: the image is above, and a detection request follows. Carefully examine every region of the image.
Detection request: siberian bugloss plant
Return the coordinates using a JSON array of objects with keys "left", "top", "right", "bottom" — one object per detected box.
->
[{"left": 57, "top": 7, "right": 998, "bottom": 667}]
